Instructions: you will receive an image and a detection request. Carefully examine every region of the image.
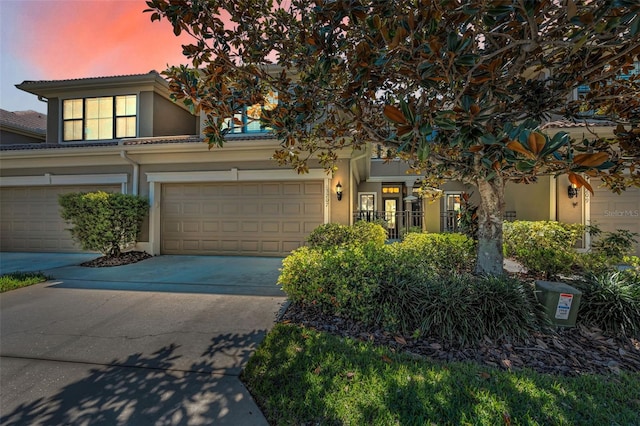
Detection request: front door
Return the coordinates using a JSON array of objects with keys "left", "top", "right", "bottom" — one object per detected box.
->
[{"left": 384, "top": 198, "right": 398, "bottom": 239}]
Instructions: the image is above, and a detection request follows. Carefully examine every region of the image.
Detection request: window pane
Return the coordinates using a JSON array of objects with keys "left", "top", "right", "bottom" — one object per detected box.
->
[
  {"left": 116, "top": 95, "right": 136, "bottom": 116},
  {"left": 64, "top": 120, "right": 82, "bottom": 141},
  {"left": 116, "top": 116, "right": 136, "bottom": 138},
  {"left": 98, "top": 117, "right": 113, "bottom": 139},
  {"left": 86, "top": 97, "right": 113, "bottom": 119},
  {"left": 85, "top": 118, "right": 113, "bottom": 140},
  {"left": 63, "top": 99, "right": 83, "bottom": 119}
]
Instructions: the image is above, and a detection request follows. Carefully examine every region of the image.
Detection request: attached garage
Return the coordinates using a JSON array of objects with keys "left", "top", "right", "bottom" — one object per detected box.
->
[
  {"left": 160, "top": 181, "right": 325, "bottom": 256},
  {"left": 0, "top": 185, "right": 120, "bottom": 252},
  {"left": 590, "top": 180, "right": 640, "bottom": 255}
]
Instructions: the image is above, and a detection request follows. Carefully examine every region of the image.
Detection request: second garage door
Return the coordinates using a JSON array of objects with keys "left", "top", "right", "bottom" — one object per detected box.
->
[
  {"left": 161, "top": 181, "right": 325, "bottom": 256},
  {"left": 590, "top": 179, "right": 640, "bottom": 255},
  {"left": 0, "top": 185, "right": 120, "bottom": 252}
]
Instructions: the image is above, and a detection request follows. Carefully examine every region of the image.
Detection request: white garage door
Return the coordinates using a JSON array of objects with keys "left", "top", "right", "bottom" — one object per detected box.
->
[
  {"left": 161, "top": 181, "right": 325, "bottom": 256},
  {"left": 590, "top": 180, "right": 640, "bottom": 255},
  {"left": 0, "top": 185, "right": 120, "bottom": 252}
]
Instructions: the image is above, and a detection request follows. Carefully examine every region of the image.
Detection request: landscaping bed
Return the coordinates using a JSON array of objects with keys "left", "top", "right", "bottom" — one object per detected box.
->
[{"left": 281, "top": 302, "right": 640, "bottom": 376}]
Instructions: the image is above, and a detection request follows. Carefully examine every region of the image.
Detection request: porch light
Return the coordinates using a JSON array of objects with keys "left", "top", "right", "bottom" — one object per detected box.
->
[
  {"left": 568, "top": 184, "right": 579, "bottom": 199},
  {"left": 336, "top": 182, "right": 343, "bottom": 201}
]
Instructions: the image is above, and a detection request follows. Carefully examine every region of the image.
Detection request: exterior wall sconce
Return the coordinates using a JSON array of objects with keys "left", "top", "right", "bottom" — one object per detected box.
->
[
  {"left": 568, "top": 183, "right": 579, "bottom": 199},
  {"left": 336, "top": 182, "right": 343, "bottom": 201}
]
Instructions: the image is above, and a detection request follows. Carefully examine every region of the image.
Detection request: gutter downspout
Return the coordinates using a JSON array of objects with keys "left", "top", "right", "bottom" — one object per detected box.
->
[{"left": 120, "top": 151, "right": 139, "bottom": 195}]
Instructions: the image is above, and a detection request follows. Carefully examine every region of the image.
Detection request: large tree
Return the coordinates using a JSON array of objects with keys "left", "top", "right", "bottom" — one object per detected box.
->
[{"left": 146, "top": 0, "right": 640, "bottom": 275}]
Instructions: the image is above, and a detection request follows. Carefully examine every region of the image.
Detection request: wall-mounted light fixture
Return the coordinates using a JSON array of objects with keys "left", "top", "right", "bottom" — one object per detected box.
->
[
  {"left": 336, "top": 182, "right": 343, "bottom": 201},
  {"left": 568, "top": 183, "right": 579, "bottom": 199}
]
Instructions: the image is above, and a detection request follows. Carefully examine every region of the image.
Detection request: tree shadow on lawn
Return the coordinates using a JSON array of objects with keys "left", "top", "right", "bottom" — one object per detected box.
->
[
  {"left": 245, "top": 325, "right": 639, "bottom": 425},
  {"left": 1, "top": 330, "right": 267, "bottom": 426}
]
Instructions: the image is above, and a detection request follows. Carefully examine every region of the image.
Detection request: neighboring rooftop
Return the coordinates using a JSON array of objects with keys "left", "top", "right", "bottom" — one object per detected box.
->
[{"left": 0, "top": 109, "right": 47, "bottom": 134}]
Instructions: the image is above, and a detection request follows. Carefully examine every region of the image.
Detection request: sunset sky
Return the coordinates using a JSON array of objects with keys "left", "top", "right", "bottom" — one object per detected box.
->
[{"left": 0, "top": 0, "right": 192, "bottom": 114}]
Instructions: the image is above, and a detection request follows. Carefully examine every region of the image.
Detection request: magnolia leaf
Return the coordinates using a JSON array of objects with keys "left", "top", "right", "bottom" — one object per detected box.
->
[
  {"left": 506, "top": 141, "right": 536, "bottom": 159},
  {"left": 394, "top": 335, "right": 407, "bottom": 345},
  {"left": 573, "top": 152, "right": 609, "bottom": 168},
  {"left": 568, "top": 173, "right": 594, "bottom": 194},
  {"left": 383, "top": 105, "right": 408, "bottom": 125},
  {"left": 527, "top": 132, "right": 546, "bottom": 155}
]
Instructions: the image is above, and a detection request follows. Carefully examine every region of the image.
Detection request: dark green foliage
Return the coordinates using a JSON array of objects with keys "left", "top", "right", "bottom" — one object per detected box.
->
[
  {"left": 279, "top": 233, "right": 543, "bottom": 343},
  {"left": 306, "top": 221, "right": 387, "bottom": 250},
  {"left": 59, "top": 191, "right": 148, "bottom": 257},
  {"left": 503, "top": 220, "right": 585, "bottom": 278},
  {"left": 575, "top": 272, "right": 640, "bottom": 338},
  {"left": 590, "top": 227, "right": 639, "bottom": 260}
]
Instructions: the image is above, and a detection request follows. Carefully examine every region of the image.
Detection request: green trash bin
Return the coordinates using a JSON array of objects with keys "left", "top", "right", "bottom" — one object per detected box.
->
[{"left": 534, "top": 280, "right": 582, "bottom": 327}]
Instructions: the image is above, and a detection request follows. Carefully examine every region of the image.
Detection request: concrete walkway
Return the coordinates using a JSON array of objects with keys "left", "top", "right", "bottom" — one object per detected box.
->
[{"left": 0, "top": 253, "right": 287, "bottom": 425}]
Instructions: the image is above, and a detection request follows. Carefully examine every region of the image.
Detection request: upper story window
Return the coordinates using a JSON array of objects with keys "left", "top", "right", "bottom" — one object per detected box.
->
[
  {"left": 63, "top": 95, "right": 137, "bottom": 141},
  {"left": 221, "top": 91, "right": 278, "bottom": 134}
]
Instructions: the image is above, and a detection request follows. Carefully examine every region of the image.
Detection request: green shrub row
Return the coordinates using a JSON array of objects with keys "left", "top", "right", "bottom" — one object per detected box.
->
[
  {"left": 503, "top": 220, "right": 639, "bottom": 279},
  {"left": 281, "top": 228, "right": 546, "bottom": 343},
  {"left": 503, "top": 220, "right": 585, "bottom": 278},
  {"left": 59, "top": 191, "right": 148, "bottom": 257}
]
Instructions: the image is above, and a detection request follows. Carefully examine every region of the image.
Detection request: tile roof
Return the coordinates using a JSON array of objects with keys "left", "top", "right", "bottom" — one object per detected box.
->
[
  {"left": 17, "top": 71, "right": 163, "bottom": 87},
  {"left": 0, "top": 109, "right": 47, "bottom": 134},
  {"left": 0, "top": 133, "right": 278, "bottom": 151},
  {"left": 0, "top": 141, "right": 119, "bottom": 151}
]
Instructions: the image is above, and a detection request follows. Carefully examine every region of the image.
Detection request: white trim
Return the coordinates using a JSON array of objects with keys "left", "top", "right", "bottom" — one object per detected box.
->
[
  {"left": 0, "top": 173, "right": 128, "bottom": 187},
  {"left": 146, "top": 168, "right": 327, "bottom": 183}
]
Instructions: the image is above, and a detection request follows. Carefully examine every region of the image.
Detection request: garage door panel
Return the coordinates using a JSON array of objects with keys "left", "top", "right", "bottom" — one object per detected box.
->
[
  {"left": 161, "top": 181, "right": 324, "bottom": 256},
  {"left": 0, "top": 185, "right": 119, "bottom": 252}
]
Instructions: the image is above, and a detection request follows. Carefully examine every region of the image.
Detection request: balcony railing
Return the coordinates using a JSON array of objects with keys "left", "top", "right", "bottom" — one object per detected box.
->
[{"left": 354, "top": 210, "right": 425, "bottom": 240}]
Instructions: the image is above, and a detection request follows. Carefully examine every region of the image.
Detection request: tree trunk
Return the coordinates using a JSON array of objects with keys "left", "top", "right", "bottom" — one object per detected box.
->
[{"left": 474, "top": 176, "right": 505, "bottom": 275}]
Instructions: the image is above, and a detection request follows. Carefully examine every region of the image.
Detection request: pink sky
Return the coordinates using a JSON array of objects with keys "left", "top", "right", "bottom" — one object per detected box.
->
[{"left": 0, "top": 0, "right": 193, "bottom": 113}]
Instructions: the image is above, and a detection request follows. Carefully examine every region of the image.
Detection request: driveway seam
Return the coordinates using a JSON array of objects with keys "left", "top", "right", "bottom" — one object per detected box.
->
[{"left": 0, "top": 354, "right": 242, "bottom": 377}]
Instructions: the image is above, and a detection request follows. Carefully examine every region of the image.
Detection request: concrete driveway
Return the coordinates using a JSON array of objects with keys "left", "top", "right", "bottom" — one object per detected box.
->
[{"left": 0, "top": 253, "right": 287, "bottom": 425}]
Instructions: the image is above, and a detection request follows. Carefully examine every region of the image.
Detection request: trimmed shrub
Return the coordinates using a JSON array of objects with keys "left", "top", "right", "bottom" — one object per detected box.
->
[
  {"left": 398, "top": 232, "right": 476, "bottom": 275},
  {"left": 352, "top": 220, "right": 388, "bottom": 246},
  {"left": 59, "top": 191, "right": 148, "bottom": 257},
  {"left": 306, "top": 223, "right": 353, "bottom": 249},
  {"left": 279, "top": 232, "right": 543, "bottom": 343},
  {"left": 575, "top": 272, "right": 640, "bottom": 338},
  {"left": 306, "top": 222, "right": 387, "bottom": 249},
  {"left": 503, "top": 221, "right": 584, "bottom": 278},
  {"left": 279, "top": 244, "right": 391, "bottom": 323}
]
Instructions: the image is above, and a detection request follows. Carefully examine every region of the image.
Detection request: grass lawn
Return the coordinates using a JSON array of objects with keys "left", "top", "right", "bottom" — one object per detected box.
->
[
  {"left": 242, "top": 323, "right": 640, "bottom": 425},
  {"left": 0, "top": 272, "right": 49, "bottom": 293}
]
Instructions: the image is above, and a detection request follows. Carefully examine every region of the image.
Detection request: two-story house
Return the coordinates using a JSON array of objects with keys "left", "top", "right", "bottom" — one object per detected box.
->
[{"left": 1, "top": 71, "right": 638, "bottom": 256}]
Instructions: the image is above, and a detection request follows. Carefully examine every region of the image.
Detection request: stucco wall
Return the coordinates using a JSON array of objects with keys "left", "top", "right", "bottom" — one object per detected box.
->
[
  {"left": 505, "top": 176, "right": 553, "bottom": 221},
  {"left": 152, "top": 93, "right": 198, "bottom": 136},
  {"left": 0, "top": 130, "right": 44, "bottom": 145}
]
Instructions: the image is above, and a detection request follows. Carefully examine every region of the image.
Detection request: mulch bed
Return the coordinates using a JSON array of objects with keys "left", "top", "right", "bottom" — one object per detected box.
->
[
  {"left": 80, "top": 251, "right": 152, "bottom": 268},
  {"left": 281, "top": 303, "right": 640, "bottom": 376}
]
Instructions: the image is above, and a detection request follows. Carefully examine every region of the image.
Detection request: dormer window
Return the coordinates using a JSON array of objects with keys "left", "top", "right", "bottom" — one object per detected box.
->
[{"left": 63, "top": 95, "right": 137, "bottom": 141}]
